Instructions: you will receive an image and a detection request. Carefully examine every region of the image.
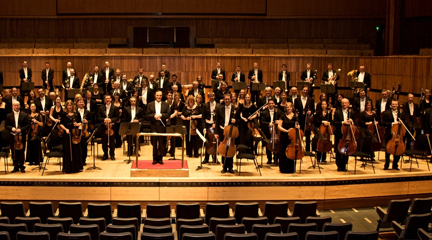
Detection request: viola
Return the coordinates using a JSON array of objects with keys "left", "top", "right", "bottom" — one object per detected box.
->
[
  {"left": 316, "top": 111, "right": 333, "bottom": 153},
  {"left": 190, "top": 109, "right": 198, "bottom": 136},
  {"left": 266, "top": 121, "right": 280, "bottom": 153},
  {"left": 46, "top": 114, "right": 53, "bottom": 126},
  {"left": 286, "top": 122, "right": 305, "bottom": 160},
  {"left": 386, "top": 114, "right": 406, "bottom": 156},
  {"left": 337, "top": 109, "right": 358, "bottom": 156},
  {"left": 30, "top": 114, "right": 41, "bottom": 141},
  {"left": 14, "top": 126, "right": 24, "bottom": 150},
  {"left": 247, "top": 120, "right": 262, "bottom": 138},
  {"left": 304, "top": 106, "right": 313, "bottom": 131},
  {"left": 82, "top": 117, "right": 90, "bottom": 138}
]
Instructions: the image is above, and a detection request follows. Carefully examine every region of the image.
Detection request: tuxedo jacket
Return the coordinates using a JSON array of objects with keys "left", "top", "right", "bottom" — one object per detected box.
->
[
  {"left": 84, "top": 98, "right": 97, "bottom": 113},
  {"left": 294, "top": 96, "right": 315, "bottom": 116},
  {"left": 85, "top": 72, "right": 103, "bottom": 88},
  {"left": 110, "top": 89, "right": 126, "bottom": 100},
  {"left": 382, "top": 109, "right": 408, "bottom": 139},
  {"left": 188, "top": 89, "right": 205, "bottom": 98},
  {"left": 156, "top": 76, "right": 170, "bottom": 90},
  {"left": 322, "top": 70, "right": 340, "bottom": 82},
  {"left": 122, "top": 106, "right": 144, "bottom": 122},
  {"left": 19, "top": 67, "right": 32, "bottom": 82},
  {"left": 353, "top": 97, "right": 373, "bottom": 112},
  {"left": 167, "top": 81, "right": 182, "bottom": 93},
  {"left": 5, "top": 111, "right": 31, "bottom": 136},
  {"left": 64, "top": 76, "right": 80, "bottom": 89},
  {"left": 402, "top": 102, "right": 420, "bottom": 117},
  {"left": 101, "top": 67, "right": 115, "bottom": 82},
  {"left": 258, "top": 96, "right": 273, "bottom": 109},
  {"left": 278, "top": 71, "right": 291, "bottom": 82},
  {"left": 119, "top": 81, "right": 133, "bottom": 92},
  {"left": 287, "top": 95, "right": 298, "bottom": 105},
  {"left": 34, "top": 97, "right": 53, "bottom": 112},
  {"left": 76, "top": 109, "right": 93, "bottom": 125},
  {"left": 214, "top": 104, "right": 239, "bottom": 136},
  {"left": 375, "top": 98, "right": 391, "bottom": 122},
  {"left": 5, "top": 96, "right": 25, "bottom": 114},
  {"left": 211, "top": 68, "right": 226, "bottom": 80},
  {"left": 133, "top": 74, "right": 148, "bottom": 87},
  {"left": 356, "top": 71, "right": 371, "bottom": 88},
  {"left": 248, "top": 69, "right": 263, "bottom": 85},
  {"left": 138, "top": 87, "right": 155, "bottom": 109},
  {"left": 203, "top": 101, "right": 219, "bottom": 126},
  {"left": 231, "top": 72, "right": 246, "bottom": 83},
  {"left": 159, "top": 70, "right": 170, "bottom": 79},
  {"left": 97, "top": 104, "right": 120, "bottom": 127},
  {"left": 301, "top": 69, "right": 316, "bottom": 81},
  {"left": 145, "top": 101, "right": 170, "bottom": 129},
  {"left": 62, "top": 68, "right": 71, "bottom": 82},
  {"left": 41, "top": 69, "right": 54, "bottom": 82},
  {"left": 260, "top": 108, "right": 282, "bottom": 137},
  {"left": 332, "top": 108, "right": 356, "bottom": 137}
]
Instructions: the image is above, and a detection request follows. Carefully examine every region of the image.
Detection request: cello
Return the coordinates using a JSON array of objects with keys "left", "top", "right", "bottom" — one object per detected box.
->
[
  {"left": 316, "top": 107, "right": 333, "bottom": 153},
  {"left": 368, "top": 117, "right": 384, "bottom": 152},
  {"left": 266, "top": 120, "right": 280, "bottom": 153},
  {"left": 338, "top": 107, "right": 358, "bottom": 155},
  {"left": 205, "top": 111, "right": 218, "bottom": 156},
  {"left": 286, "top": 122, "right": 305, "bottom": 160},
  {"left": 218, "top": 109, "right": 239, "bottom": 158}
]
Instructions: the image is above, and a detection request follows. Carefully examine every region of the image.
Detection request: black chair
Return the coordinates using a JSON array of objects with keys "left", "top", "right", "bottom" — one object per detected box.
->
[
  {"left": 0, "top": 232, "right": 9, "bottom": 240},
  {"left": 57, "top": 232, "right": 91, "bottom": 240},
  {"left": 215, "top": 224, "right": 245, "bottom": 240},
  {"left": 113, "top": 217, "right": 139, "bottom": 237},
  {"left": 305, "top": 217, "right": 332, "bottom": 231},
  {"left": 14, "top": 217, "right": 41, "bottom": 232},
  {"left": 263, "top": 202, "right": 288, "bottom": 225},
  {"left": 179, "top": 225, "right": 209, "bottom": 240},
  {"left": 145, "top": 218, "right": 171, "bottom": 227},
  {"left": 392, "top": 213, "right": 431, "bottom": 240},
  {"left": 176, "top": 203, "right": 201, "bottom": 221},
  {"left": 16, "top": 231, "right": 50, "bottom": 240},
  {"left": 87, "top": 203, "right": 113, "bottom": 225},
  {"left": 305, "top": 231, "right": 338, "bottom": 240},
  {"left": 252, "top": 224, "right": 282, "bottom": 240},
  {"left": 0, "top": 145, "right": 9, "bottom": 174},
  {"left": 274, "top": 217, "right": 301, "bottom": 234},
  {"left": 290, "top": 202, "right": 319, "bottom": 223},
  {"left": 142, "top": 225, "right": 172, "bottom": 234},
  {"left": 0, "top": 224, "right": 27, "bottom": 240},
  {"left": 205, "top": 203, "right": 230, "bottom": 224},
  {"left": 41, "top": 149, "right": 63, "bottom": 176},
  {"left": 242, "top": 217, "right": 268, "bottom": 233},
  {"left": 146, "top": 204, "right": 171, "bottom": 219},
  {"left": 100, "top": 232, "right": 133, "bottom": 240},
  {"left": 288, "top": 223, "right": 317, "bottom": 240},
  {"left": 234, "top": 203, "right": 260, "bottom": 224},
  {"left": 106, "top": 224, "right": 136, "bottom": 240},
  {"left": 322, "top": 223, "right": 353, "bottom": 240},
  {"left": 375, "top": 199, "right": 411, "bottom": 231},
  {"left": 224, "top": 233, "right": 258, "bottom": 240},
  {"left": 0, "top": 202, "right": 25, "bottom": 223},
  {"left": 0, "top": 218, "right": 9, "bottom": 224},
  {"left": 264, "top": 232, "right": 299, "bottom": 240},
  {"left": 29, "top": 202, "right": 54, "bottom": 224},
  {"left": 418, "top": 228, "right": 432, "bottom": 240},
  {"left": 183, "top": 233, "right": 216, "bottom": 240},
  {"left": 209, "top": 218, "right": 236, "bottom": 233},
  {"left": 352, "top": 128, "right": 375, "bottom": 174},
  {"left": 344, "top": 231, "right": 379, "bottom": 240},
  {"left": 70, "top": 224, "right": 100, "bottom": 240},
  {"left": 34, "top": 223, "right": 63, "bottom": 240},
  {"left": 176, "top": 218, "right": 204, "bottom": 239},
  {"left": 58, "top": 202, "right": 84, "bottom": 225},
  {"left": 408, "top": 197, "right": 432, "bottom": 215},
  {"left": 116, "top": 204, "right": 142, "bottom": 224},
  {"left": 141, "top": 232, "right": 174, "bottom": 240},
  {"left": 80, "top": 217, "right": 107, "bottom": 233},
  {"left": 46, "top": 217, "right": 73, "bottom": 233},
  {"left": 236, "top": 130, "right": 262, "bottom": 176}
]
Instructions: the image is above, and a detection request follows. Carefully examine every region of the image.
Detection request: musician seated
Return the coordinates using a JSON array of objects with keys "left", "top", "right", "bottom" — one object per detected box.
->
[
  {"left": 122, "top": 97, "right": 144, "bottom": 157},
  {"left": 353, "top": 89, "right": 372, "bottom": 114}
]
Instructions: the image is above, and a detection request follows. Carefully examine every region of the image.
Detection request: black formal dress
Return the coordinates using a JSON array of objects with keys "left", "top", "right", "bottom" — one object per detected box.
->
[
  {"left": 61, "top": 113, "right": 83, "bottom": 173},
  {"left": 202, "top": 101, "right": 219, "bottom": 163},
  {"left": 312, "top": 110, "right": 332, "bottom": 162},
  {"left": 182, "top": 106, "right": 202, "bottom": 158},
  {"left": 239, "top": 104, "right": 257, "bottom": 145},
  {"left": 26, "top": 114, "right": 43, "bottom": 165},
  {"left": 50, "top": 106, "right": 64, "bottom": 147},
  {"left": 0, "top": 105, "right": 6, "bottom": 149},
  {"left": 278, "top": 114, "right": 297, "bottom": 173}
]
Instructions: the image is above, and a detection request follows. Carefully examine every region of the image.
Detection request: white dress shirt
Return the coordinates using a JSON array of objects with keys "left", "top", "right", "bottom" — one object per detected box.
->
[
  {"left": 14, "top": 111, "right": 20, "bottom": 128},
  {"left": 409, "top": 103, "right": 414, "bottom": 115},
  {"left": 141, "top": 88, "right": 148, "bottom": 105},
  {"left": 24, "top": 68, "right": 28, "bottom": 78},
  {"left": 360, "top": 98, "right": 365, "bottom": 112},
  {"left": 358, "top": 72, "right": 365, "bottom": 82},
  {"left": 307, "top": 70, "right": 311, "bottom": 78},
  {"left": 328, "top": 70, "right": 334, "bottom": 78},
  {"left": 343, "top": 109, "right": 348, "bottom": 121},
  {"left": 40, "top": 97, "right": 45, "bottom": 111},
  {"left": 392, "top": 110, "right": 398, "bottom": 122},
  {"left": 224, "top": 105, "right": 231, "bottom": 127},
  {"left": 254, "top": 69, "right": 259, "bottom": 82},
  {"left": 381, "top": 98, "right": 387, "bottom": 113},
  {"left": 131, "top": 106, "right": 136, "bottom": 122},
  {"left": 105, "top": 104, "right": 111, "bottom": 117},
  {"left": 78, "top": 108, "right": 84, "bottom": 122},
  {"left": 69, "top": 76, "right": 75, "bottom": 88},
  {"left": 105, "top": 69, "right": 109, "bottom": 79},
  {"left": 155, "top": 101, "right": 161, "bottom": 115},
  {"left": 46, "top": 69, "right": 50, "bottom": 79},
  {"left": 86, "top": 100, "right": 91, "bottom": 111},
  {"left": 269, "top": 109, "right": 274, "bottom": 123},
  {"left": 93, "top": 73, "right": 98, "bottom": 84}
]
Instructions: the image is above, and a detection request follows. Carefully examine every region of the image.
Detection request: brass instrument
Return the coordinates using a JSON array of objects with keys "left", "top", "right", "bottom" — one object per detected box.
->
[
  {"left": 306, "top": 70, "right": 318, "bottom": 86},
  {"left": 326, "top": 69, "right": 341, "bottom": 85},
  {"left": 63, "top": 77, "right": 70, "bottom": 89},
  {"left": 347, "top": 70, "right": 358, "bottom": 81}
]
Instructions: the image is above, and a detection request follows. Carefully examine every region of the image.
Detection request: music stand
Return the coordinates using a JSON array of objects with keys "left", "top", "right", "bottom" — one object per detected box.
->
[
  {"left": 297, "top": 81, "right": 311, "bottom": 91},
  {"left": 309, "top": 126, "right": 324, "bottom": 172},
  {"left": 273, "top": 81, "right": 286, "bottom": 92},
  {"left": 251, "top": 82, "right": 265, "bottom": 92},
  {"left": 320, "top": 83, "right": 335, "bottom": 94},
  {"left": 21, "top": 82, "right": 34, "bottom": 91},
  {"left": 167, "top": 125, "right": 186, "bottom": 160},
  {"left": 119, "top": 122, "right": 141, "bottom": 164},
  {"left": 195, "top": 129, "right": 210, "bottom": 170},
  {"left": 350, "top": 81, "right": 365, "bottom": 90},
  {"left": 211, "top": 80, "right": 219, "bottom": 90},
  {"left": 86, "top": 130, "right": 102, "bottom": 170},
  {"left": 233, "top": 82, "right": 247, "bottom": 91},
  {"left": 67, "top": 89, "right": 81, "bottom": 99},
  {"left": 86, "top": 86, "right": 94, "bottom": 93}
]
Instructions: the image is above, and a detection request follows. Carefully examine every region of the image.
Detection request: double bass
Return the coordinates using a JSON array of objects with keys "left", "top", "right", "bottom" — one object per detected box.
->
[
  {"left": 337, "top": 107, "right": 358, "bottom": 155},
  {"left": 286, "top": 122, "right": 305, "bottom": 160}
]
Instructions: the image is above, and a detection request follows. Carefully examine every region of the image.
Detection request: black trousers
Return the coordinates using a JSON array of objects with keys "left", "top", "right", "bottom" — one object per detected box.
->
[
  {"left": 219, "top": 134, "right": 233, "bottom": 170},
  {"left": 186, "top": 134, "right": 199, "bottom": 157},
  {"left": 11, "top": 141, "right": 26, "bottom": 170},
  {"left": 126, "top": 135, "right": 138, "bottom": 156},
  {"left": 151, "top": 124, "right": 166, "bottom": 162},
  {"left": 80, "top": 136, "right": 89, "bottom": 163},
  {"left": 334, "top": 137, "right": 348, "bottom": 170},
  {"left": 101, "top": 130, "right": 115, "bottom": 157},
  {"left": 385, "top": 152, "right": 400, "bottom": 169}
]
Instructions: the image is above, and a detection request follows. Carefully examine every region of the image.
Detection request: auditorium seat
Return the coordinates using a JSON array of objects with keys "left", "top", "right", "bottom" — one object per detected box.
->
[
  {"left": 205, "top": 203, "right": 230, "bottom": 224},
  {"left": 0, "top": 232, "right": 9, "bottom": 240},
  {"left": 57, "top": 232, "right": 91, "bottom": 240},
  {"left": 305, "top": 231, "right": 339, "bottom": 240},
  {"left": 0, "top": 223, "right": 27, "bottom": 240},
  {"left": 87, "top": 203, "right": 113, "bottom": 224},
  {"left": 143, "top": 48, "right": 179, "bottom": 55},
  {"left": 33, "top": 48, "right": 54, "bottom": 55},
  {"left": 264, "top": 232, "right": 299, "bottom": 240},
  {"left": 305, "top": 217, "right": 331, "bottom": 231},
  {"left": 182, "top": 233, "right": 215, "bottom": 240},
  {"left": 106, "top": 224, "right": 136, "bottom": 240},
  {"left": 252, "top": 224, "right": 281, "bottom": 240},
  {"left": 16, "top": 231, "right": 50, "bottom": 240},
  {"left": 224, "top": 233, "right": 258, "bottom": 240},
  {"left": 0, "top": 202, "right": 26, "bottom": 223},
  {"left": 408, "top": 197, "right": 432, "bottom": 215},
  {"left": 344, "top": 231, "right": 379, "bottom": 240},
  {"left": 70, "top": 224, "right": 100, "bottom": 240},
  {"left": 263, "top": 202, "right": 288, "bottom": 224},
  {"left": 46, "top": 217, "right": 73, "bottom": 233},
  {"left": 34, "top": 223, "right": 63, "bottom": 240},
  {"left": 178, "top": 225, "right": 209, "bottom": 240},
  {"left": 115, "top": 203, "right": 142, "bottom": 223},
  {"left": 418, "top": 228, "right": 432, "bottom": 240},
  {"left": 176, "top": 203, "right": 201, "bottom": 221},
  {"left": 375, "top": 199, "right": 411, "bottom": 232},
  {"left": 113, "top": 218, "right": 139, "bottom": 237},
  {"left": 392, "top": 213, "right": 431, "bottom": 240},
  {"left": 100, "top": 232, "right": 133, "bottom": 240},
  {"left": 322, "top": 222, "right": 353, "bottom": 240},
  {"left": 0, "top": 218, "right": 8, "bottom": 224},
  {"left": 274, "top": 217, "right": 300, "bottom": 233},
  {"left": 196, "top": 38, "right": 213, "bottom": 45},
  {"left": 289, "top": 201, "right": 320, "bottom": 223},
  {"left": 53, "top": 48, "right": 70, "bottom": 54},
  {"left": 215, "top": 224, "right": 245, "bottom": 240},
  {"left": 242, "top": 217, "right": 268, "bottom": 233},
  {"left": 14, "top": 217, "right": 41, "bottom": 232},
  {"left": 145, "top": 204, "right": 171, "bottom": 220},
  {"left": 141, "top": 232, "right": 174, "bottom": 240},
  {"left": 287, "top": 223, "right": 317, "bottom": 240},
  {"left": 29, "top": 202, "right": 54, "bottom": 224},
  {"left": 80, "top": 217, "right": 107, "bottom": 232},
  {"left": 209, "top": 218, "right": 236, "bottom": 233},
  {"left": 176, "top": 218, "right": 204, "bottom": 238},
  {"left": 234, "top": 203, "right": 260, "bottom": 224},
  {"left": 142, "top": 225, "right": 172, "bottom": 234},
  {"left": 145, "top": 218, "right": 171, "bottom": 227},
  {"left": 58, "top": 202, "right": 84, "bottom": 224}
]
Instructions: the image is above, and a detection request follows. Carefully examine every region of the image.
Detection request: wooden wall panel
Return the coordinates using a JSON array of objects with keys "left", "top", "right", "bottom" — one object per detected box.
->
[
  {"left": 161, "top": 0, "right": 265, "bottom": 14},
  {"left": 405, "top": 0, "right": 432, "bottom": 18},
  {"left": 135, "top": 0, "right": 162, "bottom": 13},
  {"left": 0, "top": 0, "right": 56, "bottom": 16},
  {"left": 57, "top": 0, "right": 84, "bottom": 14}
]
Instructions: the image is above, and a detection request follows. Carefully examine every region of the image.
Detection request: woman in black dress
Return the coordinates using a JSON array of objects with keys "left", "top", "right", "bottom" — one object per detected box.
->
[
  {"left": 59, "top": 100, "right": 83, "bottom": 173},
  {"left": 315, "top": 93, "right": 328, "bottom": 112},
  {"left": 26, "top": 103, "right": 44, "bottom": 166},
  {"left": 313, "top": 101, "right": 332, "bottom": 163},
  {"left": 181, "top": 95, "right": 203, "bottom": 158},
  {"left": 420, "top": 89, "right": 432, "bottom": 113},
  {"left": 92, "top": 84, "right": 104, "bottom": 105},
  {"left": 277, "top": 102, "right": 299, "bottom": 173},
  {"left": 173, "top": 92, "right": 185, "bottom": 148},
  {"left": 113, "top": 92, "right": 123, "bottom": 148},
  {"left": 196, "top": 94, "right": 205, "bottom": 153},
  {"left": 358, "top": 101, "right": 377, "bottom": 160},
  {"left": 49, "top": 96, "right": 64, "bottom": 147},
  {"left": 26, "top": 90, "right": 37, "bottom": 113},
  {"left": 239, "top": 94, "right": 257, "bottom": 145},
  {"left": 277, "top": 91, "right": 288, "bottom": 113},
  {"left": 215, "top": 82, "right": 229, "bottom": 104}
]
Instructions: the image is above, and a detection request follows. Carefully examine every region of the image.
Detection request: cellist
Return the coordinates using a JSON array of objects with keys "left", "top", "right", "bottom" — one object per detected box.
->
[
  {"left": 260, "top": 99, "right": 282, "bottom": 165},
  {"left": 202, "top": 92, "right": 219, "bottom": 164},
  {"left": 313, "top": 100, "right": 333, "bottom": 163}
]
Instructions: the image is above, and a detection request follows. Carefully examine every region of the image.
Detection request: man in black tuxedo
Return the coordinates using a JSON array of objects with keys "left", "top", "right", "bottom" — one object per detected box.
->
[
  {"left": 278, "top": 64, "right": 290, "bottom": 91},
  {"left": 202, "top": 92, "right": 219, "bottom": 164},
  {"left": 156, "top": 70, "right": 169, "bottom": 98},
  {"left": 5, "top": 88, "right": 25, "bottom": 114},
  {"left": 375, "top": 89, "right": 391, "bottom": 123},
  {"left": 84, "top": 65, "right": 103, "bottom": 89},
  {"left": 159, "top": 63, "right": 170, "bottom": 79},
  {"left": 402, "top": 93, "right": 420, "bottom": 150},
  {"left": 120, "top": 75, "right": 133, "bottom": 94},
  {"left": 332, "top": 98, "right": 356, "bottom": 171},
  {"left": 64, "top": 69, "right": 80, "bottom": 100},
  {"left": 356, "top": 66, "right": 371, "bottom": 93},
  {"left": 5, "top": 101, "right": 31, "bottom": 173},
  {"left": 353, "top": 89, "right": 372, "bottom": 114},
  {"left": 287, "top": 87, "right": 298, "bottom": 105},
  {"left": 97, "top": 95, "right": 119, "bottom": 160},
  {"left": 322, "top": 63, "right": 340, "bottom": 104},
  {"left": 248, "top": 62, "right": 263, "bottom": 102},
  {"left": 196, "top": 75, "right": 205, "bottom": 91},
  {"left": 146, "top": 90, "right": 170, "bottom": 165},
  {"left": 110, "top": 81, "right": 126, "bottom": 101},
  {"left": 133, "top": 67, "right": 147, "bottom": 89},
  {"left": 294, "top": 85, "right": 315, "bottom": 152},
  {"left": 214, "top": 93, "right": 239, "bottom": 174},
  {"left": 76, "top": 98, "right": 92, "bottom": 165},
  {"left": 301, "top": 63, "right": 316, "bottom": 97},
  {"left": 148, "top": 74, "right": 157, "bottom": 90},
  {"left": 113, "top": 69, "right": 122, "bottom": 83},
  {"left": 167, "top": 74, "right": 182, "bottom": 93},
  {"left": 41, "top": 62, "right": 54, "bottom": 92},
  {"left": 19, "top": 60, "right": 32, "bottom": 97},
  {"left": 138, "top": 81, "right": 154, "bottom": 113},
  {"left": 101, "top": 62, "right": 114, "bottom": 94},
  {"left": 34, "top": 88, "right": 52, "bottom": 125},
  {"left": 260, "top": 99, "right": 282, "bottom": 165},
  {"left": 273, "top": 87, "right": 282, "bottom": 104},
  {"left": 188, "top": 81, "right": 205, "bottom": 98},
  {"left": 231, "top": 66, "right": 245, "bottom": 96},
  {"left": 211, "top": 62, "right": 226, "bottom": 81},
  {"left": 62, "top": 62, "right": 72, "bottom": 83},
  {"left": 84, "top": 91, "right": 97, "bottom": 122},
  {"left": 122, "top": 97, "right": 144, "bottom": 156},
  {"left": 258, "top": 87, "right": 273, "bottom": 109}
]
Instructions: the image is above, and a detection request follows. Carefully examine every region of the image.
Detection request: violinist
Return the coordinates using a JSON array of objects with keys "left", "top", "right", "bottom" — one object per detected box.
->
[
  {"left": 122, "top": 97, "right": 144, "bottom": 157},
  {"left": 420, "top": 89, "right": 431, "bottom": 112},
  {"left": 26, "top": 91, "right": 36, "bottom": 112},
  {"left": 84, "top": 91, "right": 97, "bottom": 120},
  {"left": 294, "top": 85, "right": 315, "bottom": 152},
  {"left": 138, "top": 80, "right": 154, "bottom": 114},
  {"left": 277, "top": 102, "right": 299, "bottom": 174},
  {"left": 402, "top": 93, "right": 420, "bottom": 150},
  {"left": 76, "top": 98, "right": 92, "bottom": 165},
  {"left": 239, "top": 94, "right": 257, "bottom": 145},
  {"left": 188, "top": 81, "right": 205, "bottom": 98},
  {"left": 5, "top": 101, "right": 31, "bottom": 173},
  {"left": 313, "top": 100, "right": 333, "bottom": 163},
  {"left": 261, "top": 99, "right": 282, "bottom": 165},
  {"left": 26, "top": 103, "right": 43, "bottom": 166},
  {"left": 202, "top": 92, "right": 219, "bottom": 164},
  {"left": 238, "top": 89, "right": 246, "bottom": 105},
  {"left": 332, "top": 98, "right": 356, "bottom": 172},
  {"left": 171, "top": 85, "right": 184, "bottom": 102},
  {"left": 35, "top": 88, "right": 52, "bottom": 136},
  {"left": 214, "top": 93, "right": 239, "bottom": 174},
  {"left": 59, "top": 100, "right": 83, "bottom": 173},
  {"left": 5, "top": 88, "right": 24, "bottom": 114},
  {"left": 49, "top": 95, "right": 64, "bottom": 148},
  {"left": 181, "top": 95, "right": 203, "bottom": 158},
  {"left": 97, "top": 95, "right": 120, "bottom": 160}
]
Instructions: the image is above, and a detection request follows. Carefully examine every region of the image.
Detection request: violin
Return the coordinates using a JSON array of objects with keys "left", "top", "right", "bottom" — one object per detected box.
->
[
  {"left": 30, "top": 114, "right": 41, "bottom": 141},
  {"left": 247, "top": 103, "right": 267, "bottom": 138},
  {"left": 57, "top": 117, "right": 64, "bottom": 137},
  {"left": 385, "top": 110, "right": 406, "bottom": 156},
  {"left": 316, "top": 108, "right": 333, "bottom": 153},
  {"left": 266, "top": 121, "right": 280, "bottom": 153},
  {"left": 205, "top": 126, "right": 217, "bottom": 156},
  {"left": 71, "top": 119, "right": 81, "bottom": 144},
  {"left": 337, "top": 107, "right": 358, "bottom": 155},
  {"left": 190, "top": 109, "right": 198, "bottom": 137},
  {"left": 304, "top": 106, "right": 313, "bottom": 131},
  {"left": 82, "top": 116, "right": 90, "bottom": 138},
  {"left": 286, "top": 122, "right": 305, "bottom": 160},
  {"left": 14, "top": 126, "right": 24, "bottom": 150},
  {"left": 218, "top": 110, "right": 239, "bottom": 158},
  {"left": 46, "top": 114, "right": 54, "bottom": 126}
]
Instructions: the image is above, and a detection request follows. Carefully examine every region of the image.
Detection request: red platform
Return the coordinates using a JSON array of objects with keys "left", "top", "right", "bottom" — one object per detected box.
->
[{"left": 130, "top": 160, "right": 189, "bottom": 177}]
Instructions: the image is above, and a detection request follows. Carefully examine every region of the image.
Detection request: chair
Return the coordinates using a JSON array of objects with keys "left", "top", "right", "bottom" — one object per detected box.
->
[
  {"left": 263, "top": 202, "right": 289, "bottom": 224},
  {"left": 140, "top": 232, "right": 174, "bottom": 240},
  {"left": 274, "top": 217, "right": 301, "bottom": 233},
  {"left": 57, "top": 232, "right": 91, "bottom": 240},
  {"left": 183, "top": 233, "right": 216, "bottom": 240},
  {"left": 0, "top": 218, "right": 9, "bottom": 224},
  {"left": 176, "top": 218, "right": 204, "bottom": 238},
  {"left": 0, "top": 224, "right": 27, "bottom": 240},
  {"left": 41, "top": 149, "right": 63, "bottom": 176},
  {"left": 116, "top": 204, "right": 142, "bottom": 224},
  {"left": 145, "top": 218, "right": 171, "bottom": 226},
  {"left": 352, "top": 128, "right": 375, "bottom": 174},
  {"left": 209, "top": 218, "right": 236, "bottom": 233},
  {"left": 179, "top": 225, "right": 209, "bottom": 240},
  {"left": 46, "top": 217, "right": 73, "bottom": 233},
  {"left": 375, "top": 199, "right": 411, "bottom": 231},
  {"left": 287, "top": 223, "right": 317, "bottom": 240},
  {"left": 264, "top": 232, "right": 299, "bottom": 240},
  {"left": 290, "top": 202, "right": 319, "bottom": 223},
  {"left": 418, "top": 228, "right": 432, "bottom": 240},
  {"left": 408, "top": 197, "right": 432, "bottom": 215},
  {"left": 215, "top": 224, "right": 245, "bottom": 240},
  {"left": 224, "top": 233, "right": 258, "bottom": 240},
  {"left": 80, "top": 217, "right": 107, "bottom": 233},
  {"left": 344, "top": 231, "right": 379, "bottom": 240},
  {"left": 392, "top": 213, "right": 431, "bottom": 240},
  {"left": 322, "top": 223, "right": 353, "bottom": 240},
  {"left": 16, "top": 232, "right": 50, "bottom": 240},
  {"left": 100, "top": 232, "right": 133, "bottom": 240},
  {"left": 106, "top": 225, "right": 136, "bottom": 240},
  {"left": 305, "top": 231, "right": 338, "bottom": 240},
  {"left": 403, "top": 133, "right": 431, "bottom": 172},
  {"left": 142, "top": 225, "right": 172, "bottom": 234},
  {"left": 70, "top": 224, "right": 100, "bottom": 240},
  {"left": 252, "top": 224, "right": 282, "bottom": 240},
  {"left": 34, "top": 223, "right": 63, "bottom": 240},
  {"left": 113, "top": 217, "right": 139, "bottom": 237},
  {"left": 87, "top": 203, "right": 113, "bottom": 224},
  {"left": 242, "top": 217, "right": 268, "bottom": 233},
  {"left": 0, "top": 202, "right": 25, "bottom": 223},
  {"left": 176, "top": 203, "right": 201, "bottom": 221},
  {"left": 236, "top": 130, "right": 262, "bottom": 176},
  {"left": 146, "top": 204, "right": 171, "bottom": 219},
  {"left": 29, "top": 202, "right": 54, "bottom": 224},
  {"left": 0, "top": 148, "right": 9, "bottom": 174},
  {"left": 305, "top": 217, "right": 332, "bottom": 231},
  {"left": 0, "top": 232, "right": 9, "bottom": 240},
  {"left": 205, "top": 203, "right": 230, "bottom": 224},
  {"left": 14, "top": 217, "right": 41, "bottom": 232},
  {"left": 58, "top": 202, "right": 84, "bottom": 224},
  {"left": 234, "top": 203, "right": 260, "bottom": 224}
]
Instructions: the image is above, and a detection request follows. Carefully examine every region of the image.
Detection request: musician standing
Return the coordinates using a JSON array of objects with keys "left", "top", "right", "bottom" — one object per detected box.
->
[
  {"left": 354, "top": 89, "right": 372, "bottom": 115},
  {"left": 260, "top": 99, "right": 282, "bottom": 165},
  {"left": 160, "top": 63, "right": 170, "bottom": 79},
  {"left": 181, "top": 96, "right": 203, "bottom": 158},
  {"left": 322, "top": 63, "right": 340, "bottom": 104},
  {"left": 62, "top": 62, "right": 72, "bottom": 83},
  {"left": 122, "top": 97, "right": 144, "bottom": 156},
  {"left": 168, "top": 74, "right": 183, "bottom": 93},
  {"left": 41, "top": 62, "right": 54, "bottom": 92},
  {"left": 102, "top": 62, "right": 114, "bottom": 93},
  {"left": 133, "top": 68, "right": 147, "bottom": 89},
  {"left": 202, "top": 92, "right": 219, "bottom": 164},
  {"left": 258, "top": 87, "right": 273, "bottom": 109},
  {"left": 375, "top": 89, "right": 391, "bottom": 123},
  {"left": 403, "top": 93, "right": 420, "bottom": 150},
  {"left": 19, "top": 60, "right": 32, "bottom": 97},
  {"left": 248, "top": 62, "right": 263, "bottom": 103},
  {"left": 294, "top": 85, "right": 315, "bottom": 152},
  {"left": 76, "top": 98, "right": 92, "bottom": 165},
  {"left": 333, "top": 98, "right": 356, "bottom": 171},
  {"left": 120, "top": 75, "right": 133, "bottom": 94},
  {"left": 138, "top": 80, "right": 154, "bottom": 114},
  {"left": 301, "top": 63, "right": 316, "bottom": 97},
  {"left": 64, "top": 69, "right": 80, "bottom": 100},
  {"left": 5, "top": 88, "right": 25, "bottom": 114},
  {"left": 278, "top": 64, "right": 290, "bottom": 92},
  {"left": 5, "top": 101, "right": 31, "bottom": 173},
  {"left": 97, "top": 95, "right": 119, "bottom": 160},
  {"left": 356, "top": 66, "right": 371, "bottom": 93},
  {"left": 287, "top": 87, "right": 298, "bottom": 105},
  {"left": 313, "top": 100, "right": 333, "bottom": 163},
  {"left": 231, "top": 66, "right": 245, "bottom": 96}
]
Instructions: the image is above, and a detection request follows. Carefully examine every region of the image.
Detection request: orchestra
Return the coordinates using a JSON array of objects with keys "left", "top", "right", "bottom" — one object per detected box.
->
[{"left": 2, "top": 60, "right": 432, "bottom": 176}]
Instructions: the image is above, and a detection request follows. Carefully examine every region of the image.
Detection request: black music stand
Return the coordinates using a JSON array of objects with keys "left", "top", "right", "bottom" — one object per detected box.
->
[
  {"left": 67, "top": 89, "right": 81, "bottom": 99},
  {"left": 309, "top": 126, "right": 324, "bottom": 173},
  {"left": 319, "top": 83, "right": 335, "bottom": 94},
  {"left": 297, "top": 81, "right": 311, "bottom": 91},
  {"left": 211, "top": 80, "right": 219, "bottom": 90},
  {"left": 0, "top": 84, "right": 3, "bottom": 92},
  {"left": 233, "top": 82, "right": 247, "bottom": 91},
  {"left": 251, "top": 82, "right": 265, "bottom": 92},
  {"left": 273, "top": 81, "right": 286, "bottom": 92},
  {"left": 86, "top": 130, "right": 102, "bottom": 170},
  {"left": 167, "top": 125, "right": 186, "bottom": 160},
  {"left": 21, "top": 82, "right": 34, "bottom": 92},
  {"left": 119, "top": 122, "right": 141, "bottom": 164},
  {"left": 195, "top": 129, "right": 210, "bottom": 170},
  {"left": 350, "top": 81, "right": 365, "bottom": 90}
]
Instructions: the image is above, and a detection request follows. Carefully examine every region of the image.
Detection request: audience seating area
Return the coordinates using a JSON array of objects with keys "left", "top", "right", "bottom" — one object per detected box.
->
[{"left": 420, "top": 48, "right": 432, "bottom": 56}]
